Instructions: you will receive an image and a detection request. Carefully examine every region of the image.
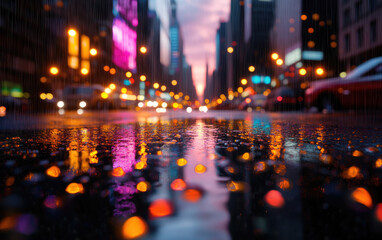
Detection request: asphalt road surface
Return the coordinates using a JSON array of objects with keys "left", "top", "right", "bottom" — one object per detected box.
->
[{"left": 1, "top": 110, "right": 382, "bottom": 240}]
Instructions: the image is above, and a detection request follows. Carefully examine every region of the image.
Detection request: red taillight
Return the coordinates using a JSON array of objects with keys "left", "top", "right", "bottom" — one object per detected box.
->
[{"left": 277, "top": 96, "right": 283, "bottom": 102}]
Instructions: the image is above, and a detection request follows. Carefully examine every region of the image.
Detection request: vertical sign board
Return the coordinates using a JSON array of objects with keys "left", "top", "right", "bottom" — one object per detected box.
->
[
  {"left": 68, "top": 32, "right": 79, "bottom": 69},
  {"left": 81, "top": 35, "right": 90, "bottom": 72}
]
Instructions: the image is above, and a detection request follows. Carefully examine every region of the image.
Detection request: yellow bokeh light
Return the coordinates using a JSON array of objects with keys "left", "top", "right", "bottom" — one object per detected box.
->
[
  {"left": 140, "top": 46, "right": 147, "bottom": 54},
  {"left": 89, "top": 48, "right": 97, "bottom": 56},
  {"left": 195, "top": 164, "right": 207, "bottom": 174},
  {"left": 109, "top": 68, "right": 116, "bottom": 75},
  {"left": 137, "top": 181, "right": 149, "bottom": 192},
  {"left": 276, "top": 59, "right": 284, "bottom": 65},
  {"left": 271, "top": 53, "right": 279, "bottom": 60},
  {"left": 248, "top": 66, "right": 255, "bottom": 72},
  {"left": 171, "top": 80, "right": 177, "bottom": 86},
  {"left": 238, "top": 87, "right": 243, "bottom": 93},
  {"left": 205, "top": 99, "right": 210, "bottom": 104},
  {"left": 177, "top": 158, "right": 188, "bottom": 167},
  {"left": 316, "top": 67, "right": 324, "bottom": 76},
  {"left": 121, "top": 88, "right": 127, "bottom": 94},
  {"left": 109, "top": 83, "right": 116, "bottom": 90},
  {"left": 81, "top": 68, "right": 89, "bottom": 75},
  {"left": 40, "top": 93, "right": 46, "bottom": 100},
  {"left": 241, "top": 78, "right": 248, "bottom": 85},
  {"left": 101, "top": 92, "right": 108, "bottom": 99},
  {"left": 125, "top": 71, "right": 132, "bottom": 78},
  {"left": 299, "top": 68, "right": 307, "bottom": 76},
  {"left": 140, "top": 75, "right": 146, "bottom": 81},
  {"left": 217, "top": 99, "right": 222, "bottom": 104},
  {"left": 227, "top": 47, "right": 234, "bottom": 53},
  {"left": 68, "top": 29, "right": 77, "bottom": 36},
  {"left": 161, "top": 85, "right": 166, "bottom": 91},
  {"left": 50, "top": 67, "right": 59, "bottom": 75},
  {"left": 153, "top": 83, "right": 159, "bottom": 89}
]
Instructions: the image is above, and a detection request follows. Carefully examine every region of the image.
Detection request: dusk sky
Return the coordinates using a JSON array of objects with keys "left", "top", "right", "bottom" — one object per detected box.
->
[{"left": 177, "top": 0, "right": 231, "bottom": 97}]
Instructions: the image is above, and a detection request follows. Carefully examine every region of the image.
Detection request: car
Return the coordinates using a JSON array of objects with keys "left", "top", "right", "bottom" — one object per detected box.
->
[
  {"left": 305, "top": 57, "right": 382, "bottom": 112},
  {"left": 265, "top": 87, "right": 304, "bottom": 111},
  {"left": 58, "top": 84, "right": 108, "bottom": 110},
  {"left": 238, "top": 94, "right": 267, "bottom": 110}
]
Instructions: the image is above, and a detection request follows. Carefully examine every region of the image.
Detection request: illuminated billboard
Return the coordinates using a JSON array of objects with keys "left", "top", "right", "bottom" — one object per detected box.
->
[
  {"left": 112, "top": 18, "right": 137, "bottom": 70},
  {"left": 113, "top": 0, "right": 138, "bottom": 27}
]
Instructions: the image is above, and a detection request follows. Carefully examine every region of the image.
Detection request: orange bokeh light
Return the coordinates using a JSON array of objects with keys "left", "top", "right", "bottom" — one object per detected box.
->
[
  {"left": 65, "top": 183, "right": 84, "bottom": 194},
  {"left": 183, "top": 189, "right": 202, "bottom": 203},
  {"left": 112, "top": 167, "right": 125, "bottom": 177},
  {"left": 149, "top": 199, "right": 173, "bottom": 218},
  {"left": 195, "top": 164, "right": 207, "bottom": 174},
  {"left": 137, "top": 181, "right": 149, "bottom": 192},
  {"left": 351, "top": 187, "right": 373, "bottom": 208},
  {"left": 265, "top": 190, "right": 285, "bottom": 208},
  {"left": 177, "top": 158, "right": 187, "bottom": 167},
  {"left": 122, "top": 216, "right": 148, "bottom": 239},
  {"left": 171, "top": 179, "right": 187, "bottom": 191},
  {"left": 46, "top": 166, "right": 61, "bottom": 178},
  {"left": 376, "top": 203, "right": 382, "bottom": 222}
]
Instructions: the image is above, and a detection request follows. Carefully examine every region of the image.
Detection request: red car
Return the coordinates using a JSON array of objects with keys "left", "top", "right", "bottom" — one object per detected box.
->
[{"left": 305, "top": 57, "right": 382, "bottom": 112}]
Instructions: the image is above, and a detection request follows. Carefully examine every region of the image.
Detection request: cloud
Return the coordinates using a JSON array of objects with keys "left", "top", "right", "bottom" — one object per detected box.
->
[{"left": 177, "top": 0, "right": 230, "bottom": 97}]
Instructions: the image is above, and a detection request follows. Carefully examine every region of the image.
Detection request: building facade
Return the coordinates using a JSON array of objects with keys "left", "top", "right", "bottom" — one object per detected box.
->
[{"left": 338, "top": 0, "right": 382, "bottom": 71}]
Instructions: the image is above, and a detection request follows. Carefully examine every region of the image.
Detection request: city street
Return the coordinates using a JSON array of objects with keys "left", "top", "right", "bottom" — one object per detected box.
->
[{"left": 1, "top": 110, "right": 382, "bottom": 239}]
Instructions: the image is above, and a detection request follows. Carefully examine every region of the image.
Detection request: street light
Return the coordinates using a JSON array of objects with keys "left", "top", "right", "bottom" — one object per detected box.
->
[
  {"left": 299, "top": 68, "right": 307, "bottom": 76},
  {"left": 68, "top": 29, "right": 77, "bottom": 36},
  {"left": 125, "top": 71, "right": 132, "bottom": 78},
  {"left": 227, "top": 47, "right": 234, "bottom": 53},
  {"left": 140, "top": 75, "right": 146, "bottom": 81},
  {"left": 153, "top": 83, "right": 160, "bottom": 89},
  {"left": 316, "top": 67, "right": 324, "bottom": 76},
  {"left": 171, "top": 80, "right": 177, "bottom": 86},
  {"left": 241, "top": 78, "right": 248, "bottom": 85},
  {"left": 271, "top": 53, "right": 279, "bottom": 60},
  {"left": 50, "top": 66, "right": 59, "bottom": 75},
  {"left": 276, "top": 59, "right": 283, "bottom": 66},
  {"left": 81, "top": 68, "right": 89, "bottom": 75},
  {"left": 248, "top": 66, "right": 255, "bottom": 72},
  {"left": 90, "top": 48, "right": 97, "bottom": 56},
  {"left": 161, "top": 85, "right": 166, "bottom": 91},
  {"left": 140, "top": 46, "right": 147, "bottom": 54}
]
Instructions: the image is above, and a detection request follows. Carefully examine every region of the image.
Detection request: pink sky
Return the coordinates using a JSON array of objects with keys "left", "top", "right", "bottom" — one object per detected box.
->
[{"left": 177, "top": 0, "right": 231, "bottom": 98}]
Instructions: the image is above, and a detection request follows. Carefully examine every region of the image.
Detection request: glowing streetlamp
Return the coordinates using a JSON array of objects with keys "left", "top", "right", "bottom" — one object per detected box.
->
[
  {"left": 248, "top": 66, "right": 255, "bottom": 72},
  {"left": 276, "top": 59, "right": 284, "bottom": 66},
  {"left": 241, "top": 79, "right": 248, "bottom": 85},
  {"left": 140, "top": 75, "right": 146, "bottom": 81},
  {"left": 316, "top": 67, "right": 324, "bottom": 76},
  {"left": 299, "top": 68, "right": 307, "bottom": 76},
  {"left": 171, "top": 80, "right": 177, "bottom": 86},
  {"left": 50, "top": 67, "right": 59, "bottom": 75},
  {"left": 81, "top": 68, "right": 89, "bottom": 75},
  {"left": 125, "top": 71, "right": 132, "bottom": 78},
  {"left": 153, "top": 83, "right": 159, "bottom": 89},
  {"left": 271, "top": 53, "right": 279, "bottom": 60},
  {"left": 90, "top": 48, "right": 97, "bottom": 56},
  {"left": 227, "top": 47, "right": 234, "bottom": 54},
  {"left": 68, "top": 29, "right": 77, "bottom": 37},
  {"left": 140, "top": 46, "right": 147, "bottom": 54}
]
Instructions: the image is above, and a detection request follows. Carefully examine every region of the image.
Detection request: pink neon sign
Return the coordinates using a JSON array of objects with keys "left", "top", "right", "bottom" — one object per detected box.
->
[{"left": 112, "top": 18, "right": 137, "bottom": 70}]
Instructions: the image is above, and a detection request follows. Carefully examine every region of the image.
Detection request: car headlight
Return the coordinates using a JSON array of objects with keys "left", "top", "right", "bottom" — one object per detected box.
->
[{"left": 79, "top": 101, "right": 87, "bottom": 108}]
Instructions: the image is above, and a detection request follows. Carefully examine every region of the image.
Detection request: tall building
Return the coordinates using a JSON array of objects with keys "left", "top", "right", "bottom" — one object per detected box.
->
[
  {"left": 338, "top": 0, "right": 382, "bottom": 71},
  {"left": 270, "top": 0, "right": 338, "bottom": 87},
  {"left": 0, "top": 0, "right": 45, "bottom": 111},
  {"left": 246, "top": 0, "right": 275, "bottom": 76}
]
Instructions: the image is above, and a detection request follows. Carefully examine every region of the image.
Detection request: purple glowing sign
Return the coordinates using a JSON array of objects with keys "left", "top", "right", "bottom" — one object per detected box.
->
[{"left": 112, "top": 18, "right": 137, "bottom": 70}]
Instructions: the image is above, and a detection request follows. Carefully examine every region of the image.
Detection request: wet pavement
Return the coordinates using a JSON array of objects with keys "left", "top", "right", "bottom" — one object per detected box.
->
[{"left": 1, "top": 110, "right": 382, "bottom": 239}]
